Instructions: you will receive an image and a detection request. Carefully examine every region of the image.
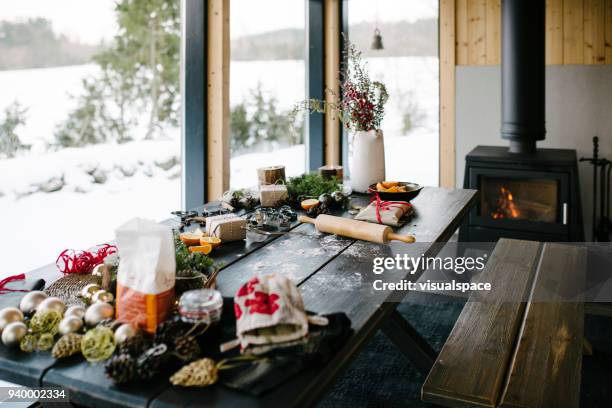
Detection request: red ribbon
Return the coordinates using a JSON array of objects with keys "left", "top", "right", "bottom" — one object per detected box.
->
[
  {"left": 368, "top": 189, "right": 412, "bottom": 224},
  {"left": 56, "top": 243, "right": 117, "bottom": 275},
  {"left": 0, "top": 273, "right": 28, "bottom": 294}
]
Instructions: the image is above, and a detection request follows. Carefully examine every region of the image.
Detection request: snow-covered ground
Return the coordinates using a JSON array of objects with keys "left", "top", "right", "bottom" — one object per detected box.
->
[{"left": 0, "top": 57, "right": 438, "bottom": 276}]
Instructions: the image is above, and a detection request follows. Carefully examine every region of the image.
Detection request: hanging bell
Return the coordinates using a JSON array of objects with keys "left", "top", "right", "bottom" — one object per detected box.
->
[{"left": 371, "top": 28, "right": 384, "bottom": 50}]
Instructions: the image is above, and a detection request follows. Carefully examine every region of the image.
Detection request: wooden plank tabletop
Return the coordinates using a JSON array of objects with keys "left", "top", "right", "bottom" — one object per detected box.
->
[{"left": 0, "top": 187, "right": 477, "bottom": 408}]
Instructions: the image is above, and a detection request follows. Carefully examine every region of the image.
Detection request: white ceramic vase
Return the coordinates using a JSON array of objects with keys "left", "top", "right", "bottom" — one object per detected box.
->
[{"left": 348, "top": 129, "right": 386, "bottom": 193}]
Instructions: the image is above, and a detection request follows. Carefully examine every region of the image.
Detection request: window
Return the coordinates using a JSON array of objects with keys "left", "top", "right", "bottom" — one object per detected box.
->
[
  {"left": 348, "top": 0, "right": 439, "bottom": 186},
  {"left": 229, "top": 0, "right": 306, "bottom": 189},
  {"left": 0, "top": 0, "right": 181, "bottom": 276}
]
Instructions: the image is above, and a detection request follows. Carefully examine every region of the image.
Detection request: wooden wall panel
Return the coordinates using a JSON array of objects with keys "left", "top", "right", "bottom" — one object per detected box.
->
[
  {"left": 604, "top": 0, "right": 612, "bottom": 62},
  {"left": 564, "top": 0, "right": 585, "bottom": 63},
  {"left": 547, "top": 0, "right": 565, "bottom": 63},
  {"left": 451, "top": 0, "right": 612, "bottom": 66},
  {"left": 467, "top": 0, "right": 487, "bottom": 64},
  {"left": 485, "top": 0, "right": 501, "bottom": 64},
  {"left": 456, "top": 0, "right": 469, "bottom": 65}
]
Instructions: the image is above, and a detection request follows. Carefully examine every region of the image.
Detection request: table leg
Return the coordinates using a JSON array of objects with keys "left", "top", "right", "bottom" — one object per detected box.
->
[{"left": 381, "top": 309, "right": 437, "bottom": 375}]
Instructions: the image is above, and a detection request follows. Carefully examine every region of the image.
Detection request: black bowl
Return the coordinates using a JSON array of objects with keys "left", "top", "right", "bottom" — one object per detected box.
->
[{"left": 368, "top": 182, "right": 423, "bottom": 202}]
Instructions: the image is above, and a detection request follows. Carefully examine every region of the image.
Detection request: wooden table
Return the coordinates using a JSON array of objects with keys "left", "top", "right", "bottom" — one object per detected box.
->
[{"left": 0, "top": 187, "right": 476, "bottom": 408}]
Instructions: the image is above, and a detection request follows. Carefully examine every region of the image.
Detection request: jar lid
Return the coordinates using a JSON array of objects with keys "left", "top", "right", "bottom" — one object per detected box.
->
[{"left": 178, "top": 289, "right": 223, "bottom": 324}]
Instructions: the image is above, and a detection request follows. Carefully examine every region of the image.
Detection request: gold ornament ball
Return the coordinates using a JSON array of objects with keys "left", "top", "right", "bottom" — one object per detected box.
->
[
  {"left": 92, "top": 290, "right": 114, "bottom": 304},
  {"left": 92, "top": 264, "right": 105, "bottom": 277},
  {"left": 1, "top": 321, "right": 28, "bottom": 347},
  {"left": 37, "top": 297, "right": 66, "bottom": 316},
  {"left": 0, "top": 307, "right": 24, "bottom": 332},
  {"left": 114, "top": 323, "right": 138, "bottom": 345},
  {"left": 81, "top": 284, "right": 101, "bottom": 299},
  {"left": 59, "top": 316, "right": 84, "bottom": 335},
  {"left": 85, "top": 302, "right": 114, "bottom": 327},
  {"left": 19, "top": 291, "right": 48, "bottom": 315},
  {"left": 64, "top": 305, "right": 86, "bottom": 319}
]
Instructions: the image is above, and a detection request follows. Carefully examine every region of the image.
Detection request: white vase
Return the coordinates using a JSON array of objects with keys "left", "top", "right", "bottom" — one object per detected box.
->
[{"left": 348, "top": 129, "right": 386, "bottom": 193}]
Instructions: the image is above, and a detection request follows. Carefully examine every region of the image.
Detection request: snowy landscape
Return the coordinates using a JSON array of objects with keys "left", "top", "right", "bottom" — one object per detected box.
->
[{"left": 0, "top": 57, "right": 437, "bottom": 276}]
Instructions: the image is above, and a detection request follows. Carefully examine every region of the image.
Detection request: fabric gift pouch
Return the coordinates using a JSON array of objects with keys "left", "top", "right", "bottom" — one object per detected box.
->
[
  {"left": 115, "top": 218, "right": 176, "bottom": 334},
  {"left": 354, "top": 200, "right": 413, "bottom": 227},
  {"left": 222, "top": 274, "right": 327, "bottom": 354}
]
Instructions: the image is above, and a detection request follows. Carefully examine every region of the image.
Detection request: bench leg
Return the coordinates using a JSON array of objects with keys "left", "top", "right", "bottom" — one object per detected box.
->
[{"left": 381, "top": 309, "right": 437, "bottom": 375}]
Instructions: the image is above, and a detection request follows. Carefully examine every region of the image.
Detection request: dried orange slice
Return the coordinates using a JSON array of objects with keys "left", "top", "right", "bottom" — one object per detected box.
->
[
  {"left": 376, "top": 182, "right": 387, "bottom": 192},
  {"left": 189, "top": 244, "right": 212, "bottom": 255},
  {"left": 301, "top": 198, "right": 320, "bottom": 210},
  {"left": 180, "top": 232, "right": 204, "bottom": 246},
  {"left": 200, "top": 236, "right": 221, "bottom": 249},
  {"left": 381, "top": 181, "right": 399, "bottom": 189}
]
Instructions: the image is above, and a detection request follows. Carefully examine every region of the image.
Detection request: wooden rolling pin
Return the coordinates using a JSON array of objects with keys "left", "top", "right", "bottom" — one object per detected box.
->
[{"left": 299, "top": 214, "right": 416, "bottom": 244}]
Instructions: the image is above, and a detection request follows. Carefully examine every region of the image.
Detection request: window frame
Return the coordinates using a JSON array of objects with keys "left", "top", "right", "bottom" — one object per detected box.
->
[{"left": 182, "top": 0, "right": 340, "bottom": 209}]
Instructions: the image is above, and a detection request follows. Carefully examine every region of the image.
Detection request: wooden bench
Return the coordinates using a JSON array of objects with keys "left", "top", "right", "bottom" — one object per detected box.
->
[{"left": 422, "top": 238, "right": 586, "bottom": 408}]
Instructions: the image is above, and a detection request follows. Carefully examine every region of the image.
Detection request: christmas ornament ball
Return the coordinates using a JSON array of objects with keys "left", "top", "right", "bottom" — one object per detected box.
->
[
  {"left": 114, "top": 323, "right": 138, "bottom": 345},
  {"left": 1, "top": 321, "right": 28, "bottom": 347},
  {"left": 65, "top": 305, "right": 86, "bottom": 319},
  {"left": 0, "top": 307, "right": 24, "bottom": 332},
  {"left": 37, "top": 297, "right": 67, "bottom": 315},
  {"left": 92, "top": 264, "right": 105, "bottom": 277},
  {"left": 59, "top": 316, "right": 84, "bottom": 335},
  {"left": 18, "top": 291, "right": 48, "bottom": 315},
  {"left": 92, "top": 290, "right": 114, "bottom": 304},
  {"left": 81, "top": 284, "right": 101, "bottom": 299},
  {"left": 85, "top": 302, "right": 114, "bottom": 327}
]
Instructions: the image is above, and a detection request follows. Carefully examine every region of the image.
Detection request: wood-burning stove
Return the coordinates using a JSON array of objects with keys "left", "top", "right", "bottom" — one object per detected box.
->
[
  {"left": 460, "top": 0, "right": 584, "bottom": 242},
  {"left": 460, "top": 146, "right": 584, "bottom": 242}
]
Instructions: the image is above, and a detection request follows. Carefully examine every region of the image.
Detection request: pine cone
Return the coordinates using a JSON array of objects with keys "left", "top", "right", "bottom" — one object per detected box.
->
[
  {"left": 52, "top": 333, "right": 83, "bottom": 359},
  {"left": 174, "top": 336, "right": 201, "bottom": 362},
  {"left": 229, "top": 195, "right": 242, "bottom": 210},
  {"left": 242, "top": 195, "right": 258, "bottom": 210},
  {"left": 118, "top": 334, "right": 149, "bottom": 357},
  {"left": 105, "top": 353, "right": 137, "bottom": 384},
  {"left": 136, "top": 344, "right": 168, "bottom": 380},
  {"left": 154, "top": 317, "right": 188, "bottom": 345},
  {"left": 170, "top": 358, "right": 218, "bottom": 387}
]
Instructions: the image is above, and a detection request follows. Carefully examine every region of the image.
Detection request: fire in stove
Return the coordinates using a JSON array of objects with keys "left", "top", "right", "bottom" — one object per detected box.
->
[{"left": 491, "top": 187, "right": 521, "bottom": 220}]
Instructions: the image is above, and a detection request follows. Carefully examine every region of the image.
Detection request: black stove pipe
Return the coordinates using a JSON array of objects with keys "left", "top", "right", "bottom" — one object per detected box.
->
[{"left": 501, "top": 0, "right": 546, "bottom": 154}]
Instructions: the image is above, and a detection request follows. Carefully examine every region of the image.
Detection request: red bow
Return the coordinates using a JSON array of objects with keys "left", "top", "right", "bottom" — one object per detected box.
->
[
  {"left": 0, "top": 274, "right": 27, "bottom": 294},
  {"left": 56, "top": 243, "right": 117, "bottom": 275},
  {"left": 368, "top": 189, "right": 412, "bottom": 224}
]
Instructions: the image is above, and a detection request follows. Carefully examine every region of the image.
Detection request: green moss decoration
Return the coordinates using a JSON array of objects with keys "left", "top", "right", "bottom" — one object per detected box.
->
[
  {"left": 29, "top": 310, "right": 61, "bottom": 335},
  {"left": 81, "top": 326, "right": 116, "bottom": 362}
]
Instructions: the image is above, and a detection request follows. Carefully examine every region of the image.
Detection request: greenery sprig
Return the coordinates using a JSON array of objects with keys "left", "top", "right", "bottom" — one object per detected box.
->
[
  {"left": 285, "top": 173, "right": 341, "bottom": 206},
  {"left": 174, "top": 234, "right": 214, "bottom": 277}
]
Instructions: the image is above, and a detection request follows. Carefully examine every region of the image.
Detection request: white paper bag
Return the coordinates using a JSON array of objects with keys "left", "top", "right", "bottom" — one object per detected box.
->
[{"left": 115, "top": 218, "right": 176, "bottom": 333}]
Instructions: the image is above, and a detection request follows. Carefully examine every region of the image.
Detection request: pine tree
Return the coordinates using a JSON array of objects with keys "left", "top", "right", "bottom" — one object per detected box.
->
[
  {"left": 54, "top": 0, "right": 180, "bottom": 146},
  {"left": 0, "top": 101, "right": 30, "bottom": 158}
]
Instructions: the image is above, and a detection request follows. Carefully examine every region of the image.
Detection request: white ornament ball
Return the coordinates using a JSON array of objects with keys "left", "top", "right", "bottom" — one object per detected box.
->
[
  {"left": 80, "top": 284, "right": 101, "bottom": 299},
  {"left": 19, "top": 291, "right": 47, "bottom": 315},
  {"left": 37, "top": 297, "right": 66, "bottom": 315},
  {"left": 0, "top": 307, "right": 24, "bottom": 332},
  {"left": 1, "top": 321, "right": 27, "bottom": 347},
  {"left": 59, "top": 316, "right": 84, "bottom": 335},
  {"left": 114, "top": 323, "right": 138, "bottom": 345},
  {"left": 85, "top": 302, "right": 114, "bottom": 327},
  {"left": 92, "top": 290, "right": 114, "bottom": 304},
  {"left": 64, "top": 305, "right": 86, "bottom": 319}
]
